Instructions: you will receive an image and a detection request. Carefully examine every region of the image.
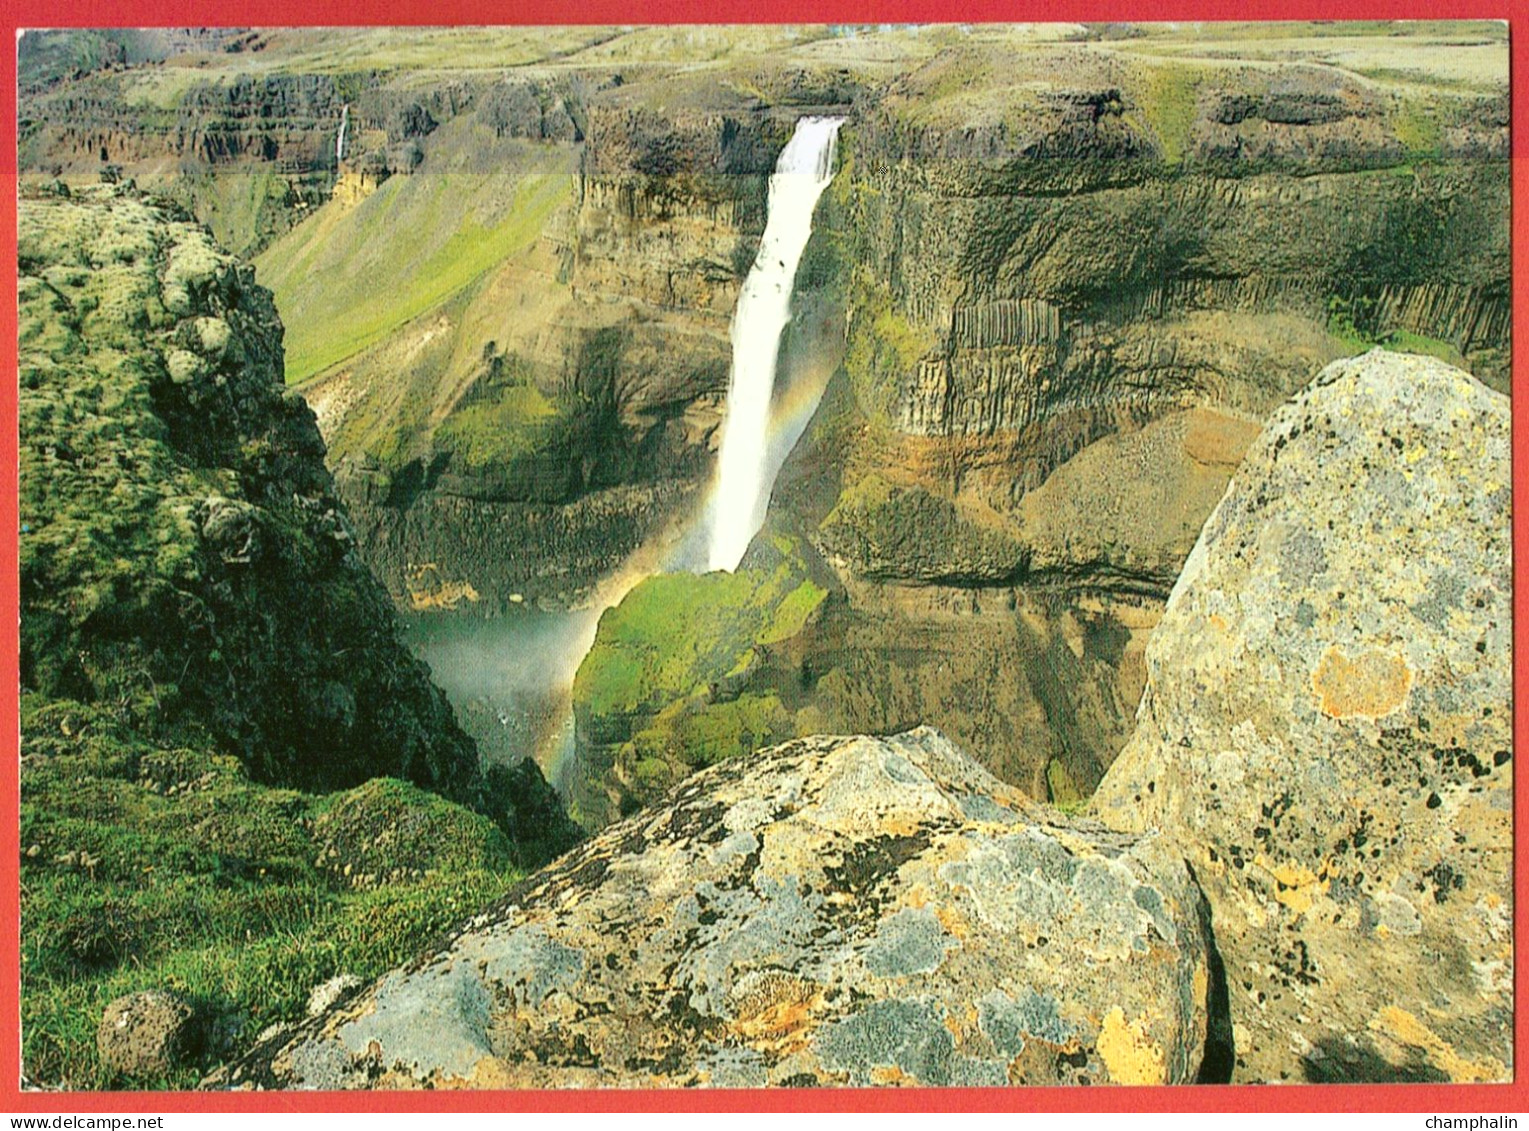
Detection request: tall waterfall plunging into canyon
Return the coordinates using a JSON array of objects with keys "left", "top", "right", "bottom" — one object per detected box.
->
[
  {"left": 706, "top": 116, "right": 843, "bottom": 572},
  {"left": 405, "top": 117, "right": 847, "bottom": 819}
]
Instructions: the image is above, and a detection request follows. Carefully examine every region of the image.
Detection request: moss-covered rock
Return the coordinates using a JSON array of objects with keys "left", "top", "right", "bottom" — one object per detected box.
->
[
  {"left": 569, "top": 537, "right": 827, "bottom": 824},
  {"left": 19, "top": 184, "right": 472, "bottom": 800},
  {"left": 311, "top": 778, "right": 515, "bottom": 890}
]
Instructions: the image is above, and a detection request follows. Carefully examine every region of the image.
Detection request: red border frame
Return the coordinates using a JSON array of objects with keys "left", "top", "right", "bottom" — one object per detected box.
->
[{"left": 1, "top": 0, "right": 1523, "bottom": 1114}]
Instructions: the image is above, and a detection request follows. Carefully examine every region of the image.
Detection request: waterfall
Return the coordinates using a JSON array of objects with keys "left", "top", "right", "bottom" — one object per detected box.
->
[
  {"left": 336, "top": 104, "right": 349, "bottom": 166},
  {"left": 706, "top": 116, "right": 844, "bottom": 572}
]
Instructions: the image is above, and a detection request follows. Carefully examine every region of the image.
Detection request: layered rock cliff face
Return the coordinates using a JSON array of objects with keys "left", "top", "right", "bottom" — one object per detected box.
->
[
  {"left": 783, "top": 48, "right": 1505, "bottom": 792},
  {"left": 564, "top": 35, "right": 1509, "bottom": 819},
  {"left": 21, "top": 24, "right": 1509, "bottom": 823},
  {"left": 218, "top": 348, "right": 1509, "bottom": 1089},
  {"left": 312, "top": 100, "right": 787, "bottom": 613}
]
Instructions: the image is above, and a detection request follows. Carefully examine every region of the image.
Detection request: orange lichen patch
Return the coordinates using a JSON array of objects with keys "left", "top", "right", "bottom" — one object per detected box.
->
[
  {"left": 1258, "top": 856, "right": 1329, "bottom": 915},
  {"left": 731, "top": 974, "right": 823, "bottom": 1057},
  {"left": 1193, "top": 962, "right": 1209, "bottom": 1015},
  {"left": 375, "top": 1066, "right": 428, "bottom": 1089},
  {"left": 1097, "top": 1007, "right": 1167, "bottom": 1085},
  {"left": 988, "top": 782, "right": 1031, "bottom": 810},
  {"left": 879, "top": 815, "right": 927, "bottom": 838},
  {"left": 736, "top": 997, "right": 816, "bottom": 1045},
  {"left": 1184, "top": 409, "right": 1260, "bottom": 468},
  {"left": 1003, "top": 1025, "right": 1088, "bottom": 1082},
  {"left": 935, "top": 905, "right": 971, "bottom": 940},
  {"left": 433, "top": 1055, "right": 523, "bottom": 1090},
  {"left": 902, "top": 884, "right": 932, "bottom": 909},
  {"left": 1312, "top": 646, "right": 1412, "bottom": 719},
  {"left": 1368, "top": 1006, "right": 1508, "bottom": 1083},
  {"left": 405, "top": 562, "right": 480, "bottom": 610},
  {"left": 870, "top": 1064, "right": 912, "bottom": 1085},
  {"left": 941, "top": 1000, "right": 986, "bottom": 1050}
]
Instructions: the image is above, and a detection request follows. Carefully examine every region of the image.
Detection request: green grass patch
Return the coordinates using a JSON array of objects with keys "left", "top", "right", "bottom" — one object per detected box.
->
[
  {"left": 1326, "top": 295, "right": 1376, "bottom": 354},
  {"left": 272, "top": 172, "right": 569, "bottom": 382},
  {"left": 1045, "top": 758, "right": 1085, "bottom": 811},
  {"left": 181, "top": 171, "right": 294, "bottom": 260},
  {"left": 627, "top": 692, "right": 793, "bottom": 783},
  {"left": 761, "top": 580, "right": 828, "bottom": 646},
  {"left": 574, "top": 570, "right": 771, "bottom": 726},
  {"left": 1375, "top": 328, "right": 1466, "bottom": 367},
  {"left": 433, "top": 382, "right": 562, "bottom": 469},
  {"left": 21, "top": 699, "right": 524, "bottom": 1089},
  {"left": 574, "top": 541, "right": 821, "bottom": 732},
  {"left": 1327, "top": 294, "right": 1466, "bottom": 367},
  {"left": 1134, "top": 63, "right": 1202, "bottom": 166},
  {"left": 570, "top": 537, "right": 830, "bottom": 816},
  {"left": 1391, "top": 95, "right": 1443, "bottom": 158}
]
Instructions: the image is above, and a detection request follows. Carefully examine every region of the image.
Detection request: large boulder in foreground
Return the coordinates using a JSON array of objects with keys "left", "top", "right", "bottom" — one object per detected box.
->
[
  {"left": 214, "top": 729, "right": 1217, "bottom": 1088},
  {"left": 1094, "top": 350, "right": 1511, "bottom": 1083}
]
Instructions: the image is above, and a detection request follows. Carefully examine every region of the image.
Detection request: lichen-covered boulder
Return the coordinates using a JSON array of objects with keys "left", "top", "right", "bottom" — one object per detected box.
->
[
  {"left": 1093, "top": 350, "right": 1511, "bottom": 1083},
  {"left": 214, "top": 729, "right": 1217, "bottom": 1089}
]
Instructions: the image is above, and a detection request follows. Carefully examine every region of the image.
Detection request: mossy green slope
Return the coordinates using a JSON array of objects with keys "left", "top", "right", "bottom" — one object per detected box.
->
[
  {"left": 21, "top": 697, "right": 527, "bottom": 1089},
  {"left": 18, "top": 185, "right": 582, "bottom": 1087},
  {"left": 19, "top": 183, "right": 480, "bottom": 798},
  {"left": 254, "top": 120, "right": 575, "bottom": 384},
  {"left": 570, "top": 538, "right": 827, "bottom": 821}
]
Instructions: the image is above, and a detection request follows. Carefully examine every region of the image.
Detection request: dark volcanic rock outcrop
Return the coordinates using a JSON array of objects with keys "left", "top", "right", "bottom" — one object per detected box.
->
[
  {"left": 1093, "top": 350, "right": 1512, "bottom": 1083},
  {"left": 215, "top": 729, "right": 1218, "bottom": 1089}
]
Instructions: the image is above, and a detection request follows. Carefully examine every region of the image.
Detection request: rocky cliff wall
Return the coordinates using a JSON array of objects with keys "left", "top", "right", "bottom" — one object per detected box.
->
[
  {"left": 725, "top": 50, "right": 1510, "bottom": 802},
  {"left": 22, "top": 29, "right": 1508, "bottom": 814},
  {"left": 561, "top": 49, "right": 1507, "bottom": 815}
]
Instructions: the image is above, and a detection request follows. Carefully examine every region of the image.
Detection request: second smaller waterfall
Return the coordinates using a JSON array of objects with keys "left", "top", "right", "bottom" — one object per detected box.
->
[
  {"left": 336, "top": 104, "right": 349, "bottom": 165},
  {"left": 706, "top": 116, "right": 843, "bottom": 573}
]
